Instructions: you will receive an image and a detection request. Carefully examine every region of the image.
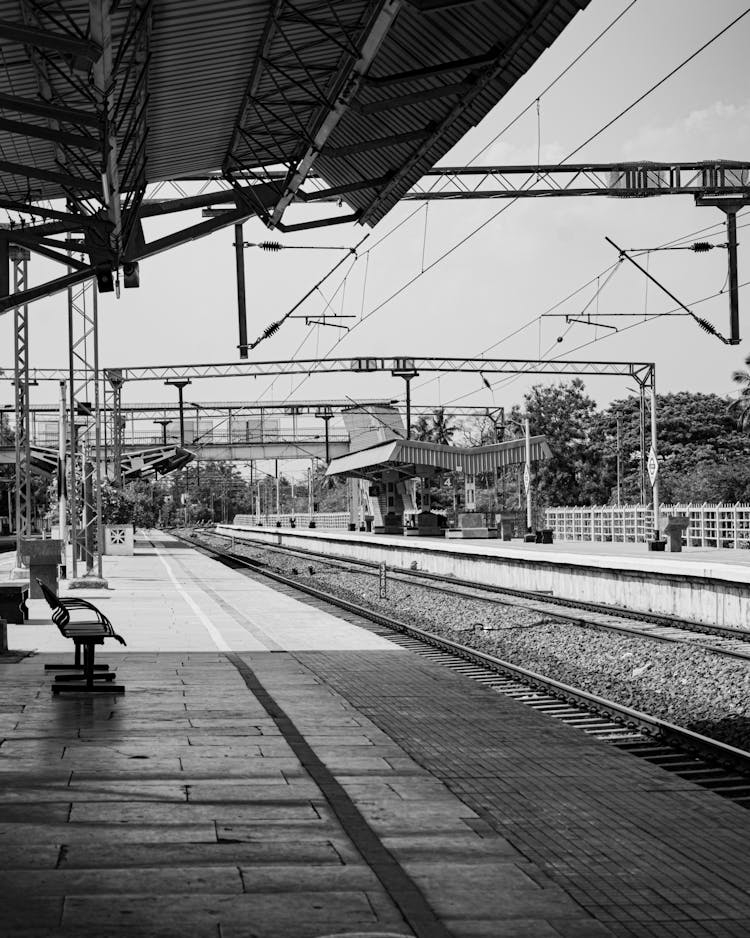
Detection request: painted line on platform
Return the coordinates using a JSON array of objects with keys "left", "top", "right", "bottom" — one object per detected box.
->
[{"left": 152, "top": 544, "right": 231, "bottom": 652}]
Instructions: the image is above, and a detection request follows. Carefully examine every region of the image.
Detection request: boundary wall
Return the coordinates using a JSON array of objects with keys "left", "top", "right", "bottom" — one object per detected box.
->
[
  {"left": 216, "top": 524, "right": 750, "bottom": 631},
  {"left": 545, "top": 503, "right": 750, "bottom": 549}
]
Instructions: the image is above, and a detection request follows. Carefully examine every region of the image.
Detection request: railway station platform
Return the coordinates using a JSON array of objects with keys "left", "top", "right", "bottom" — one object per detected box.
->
[
  {"left": 2, "top": 530, "right": 750, "bottom": 937},
  {"left": 219, "top": 523, "right": 750, "bottom": 631}
]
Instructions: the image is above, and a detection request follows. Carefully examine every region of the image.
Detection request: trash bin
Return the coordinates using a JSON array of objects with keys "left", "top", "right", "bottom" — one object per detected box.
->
[
  {"left": 0, "top": 583, "right": 29, "bottom": 623},
  {"left": 661, "top": 514, "right": 690, "bottom": 552},
  {"left": 19, "top": 538, "right": 62, "bottom": 598}
]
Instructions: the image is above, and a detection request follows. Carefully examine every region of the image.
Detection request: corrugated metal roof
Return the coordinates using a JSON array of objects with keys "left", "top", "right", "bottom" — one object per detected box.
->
[
  {"left": 326, "top": 436, "right": 551, "bottom": 478},
  {"left": 0, "top": 0, "right": 590, "bottom": 228}
]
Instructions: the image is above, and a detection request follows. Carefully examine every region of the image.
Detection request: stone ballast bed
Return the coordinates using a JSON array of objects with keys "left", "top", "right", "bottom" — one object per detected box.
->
[{"left": 196, "top": 531, "right": 750, "bottom": 752}]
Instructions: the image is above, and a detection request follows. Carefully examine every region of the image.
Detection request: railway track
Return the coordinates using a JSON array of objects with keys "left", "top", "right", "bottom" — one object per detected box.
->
[
  {"left": 210, "top": 528, "right": 750, "bottom": 660},
  {"left": 182, "top": 530, "right": 750, "bottom": 810}
]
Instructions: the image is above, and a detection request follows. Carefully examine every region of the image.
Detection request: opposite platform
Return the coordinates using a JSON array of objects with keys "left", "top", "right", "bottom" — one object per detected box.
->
[
  {"left": 1, "top": 531, "right": 749, "bottom": 937},
  {"left": 219, "top": 523, "right": 750, "bottom": 630}
]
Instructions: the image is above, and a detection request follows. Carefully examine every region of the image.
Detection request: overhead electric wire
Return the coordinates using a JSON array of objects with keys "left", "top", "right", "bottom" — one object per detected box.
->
[
  {"left": 563, "top": 5, "right": 750, "bottom": 163},
  {"left": 253, "top": 1, "right": 642, "bottom": 406},
  {"left": 255, "top": 2, "right": 748, "bottom": 428},
  {"left": 308, "top": 1, "right": 749, "bottom": 372},
  {"left": 443, "top": 280, "right": 750, "bottom": 407}
]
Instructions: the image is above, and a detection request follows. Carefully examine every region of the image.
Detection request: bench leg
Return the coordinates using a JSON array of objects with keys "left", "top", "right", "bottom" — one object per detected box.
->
[
  {"left": 51, "top": 642, "right": 124, "bottom": 695},
  {"left": 44, "top": 642, "right": 109, "bottom": 672}
]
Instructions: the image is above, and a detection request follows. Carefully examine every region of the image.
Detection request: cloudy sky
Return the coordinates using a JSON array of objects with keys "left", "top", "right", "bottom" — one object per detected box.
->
[{"left": 3, "top": 0, "right": 750, "bottom": 453}]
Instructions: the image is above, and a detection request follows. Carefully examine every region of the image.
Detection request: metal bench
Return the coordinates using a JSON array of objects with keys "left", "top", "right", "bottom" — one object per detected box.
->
[{"left": 36, "top": 579, "right": 127, "bottom": 694}]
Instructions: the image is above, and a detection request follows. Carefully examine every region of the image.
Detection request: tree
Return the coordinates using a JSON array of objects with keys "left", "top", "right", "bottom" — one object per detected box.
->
[
  {"left": 519, "top": 379, "right": 605, "bottom": 510},
  {"left": 429, "top": 407, "right": 457, "bottom": 445},
  {"left": 411, "top": 414, "right": 432, "bottom": 442},
  {"left": 731, "top": 355, "right": 750, "bottom": 429}
]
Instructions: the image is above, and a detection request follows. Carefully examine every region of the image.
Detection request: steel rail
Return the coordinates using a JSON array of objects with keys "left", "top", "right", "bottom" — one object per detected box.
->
[
  {"left": 184, "top": 530, "right": 750, "bottom": 778},
  {"left": 218, "top": 527, "right": 750, "bottom": 650}
]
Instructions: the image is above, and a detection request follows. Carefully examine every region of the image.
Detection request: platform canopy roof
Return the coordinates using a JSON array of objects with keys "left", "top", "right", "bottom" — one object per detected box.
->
[
  {"left": 326, "top": 435, "right": 551, "bottom": 480},
  {"left": 11, "top": 442, "right": 193, "bottom": 478},
  {"left": 0, "top": 0, "right": 590, "bottom": 309}
]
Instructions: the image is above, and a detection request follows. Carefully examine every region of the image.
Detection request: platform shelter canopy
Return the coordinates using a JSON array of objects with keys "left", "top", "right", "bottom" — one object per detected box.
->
[
  {"left": 0, "top": 0, "right": 590, "bottom": 292},
  {"left": 325, "top": 436, "right": 550, "bottom": 481}
]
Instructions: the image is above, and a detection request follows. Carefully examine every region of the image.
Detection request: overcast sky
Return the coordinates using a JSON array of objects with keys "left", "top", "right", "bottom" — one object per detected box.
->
[{"left": 3, "top": 0, "right": 750, "bottom": 471}]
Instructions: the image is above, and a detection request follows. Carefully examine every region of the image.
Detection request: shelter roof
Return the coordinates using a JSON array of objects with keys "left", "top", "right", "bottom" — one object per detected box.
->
[
  {"left": 0, "top": 0, "right": 590, "bottom": 293},
  {"left": 325, "top": 435, "right": 550, "bottom": 480}
]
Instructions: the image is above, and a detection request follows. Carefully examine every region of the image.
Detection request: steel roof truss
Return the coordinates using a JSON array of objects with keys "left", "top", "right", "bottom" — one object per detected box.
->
[
  {"left": 0, "top": 114, "right": 99, "bottom": 150},
  {"left": 225, "top": 1, "right": 402, "bottom": 228},
  {"left": 0, "top": 16, "right": 101, "bottom": 66},
  {"left": 353, "top": 81, "right": 472, "bottom": 115}
]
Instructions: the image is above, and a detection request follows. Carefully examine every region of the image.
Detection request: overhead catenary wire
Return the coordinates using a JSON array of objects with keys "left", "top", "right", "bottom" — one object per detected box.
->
[
  {"left": 245, "top": 234, "right": 368, "bottom": 352},
  {"left": 251, "top": 1, "right": 643, "bottom": 403},
  {"left": 253, "top": 2, "right": 748, "bottom": 427},
  {"left": 605, "top": 235, "right": 731, "bottom": 343},
  {"left": 310, "top": 2, "right": 749, "bottom": 370}
]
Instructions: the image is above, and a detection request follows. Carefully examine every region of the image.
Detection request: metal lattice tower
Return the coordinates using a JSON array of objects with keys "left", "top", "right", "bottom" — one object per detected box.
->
[
  {"left": 11, "top": 246, "right": 31, "bottom": 560},
  {"left": 104, "top": 370, "right": 125, "bottom": 487},
  {"left": 67, "top": 275, "right": 104, "bottom": 580}
]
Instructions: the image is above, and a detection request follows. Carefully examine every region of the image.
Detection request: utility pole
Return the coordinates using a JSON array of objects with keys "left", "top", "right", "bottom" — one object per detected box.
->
[
  {"left": 392, "top": 364, "right": 419, "bottom": 439},
  {"left": 58, "top": 380, "right": 67, "bottom": 576},
  {"left": 616, "top": 414, "right": 622, "bottom": 507},
  {"left": 650, "top": 374, "right": 660, "bottom": 539},
  {"left": 165, "top": 378, "right": 191, "bottom": 446},
  {"left": 155, "top": 419, "right": 171, "bottom": 446},
  {"left": 695, "top": 195, "right": 750, "bottom": 345},
  {"left": 524, "top": 417, "right": 532, "bottom": 533}
]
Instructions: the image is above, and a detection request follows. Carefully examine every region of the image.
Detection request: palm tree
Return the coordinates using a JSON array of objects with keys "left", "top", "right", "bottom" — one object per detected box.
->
[
  {"left": 430, "top": 407, "right": 456, "bottom": 445},
  {"left": 411, "top": 415, "right": 432, "bottom": 442},
  {"left": 731, "top": 355, "right": 750, "bottom": 429}
]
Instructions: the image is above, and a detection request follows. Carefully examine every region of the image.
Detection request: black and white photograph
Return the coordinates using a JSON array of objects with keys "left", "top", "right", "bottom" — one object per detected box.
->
[{"left": 0, "top": 1, "right": 749, "bottom": 935}]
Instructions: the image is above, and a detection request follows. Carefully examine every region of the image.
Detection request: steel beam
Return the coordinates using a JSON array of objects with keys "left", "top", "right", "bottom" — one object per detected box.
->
[
  {"left": 0, "top": 90, "right": 102, "bottom": 128},
  {"left": 8, "top": 356, "right": 652, "bottom": 384},
  {"left": 0, "top": 18, "right": 101, "bottom": 63}
]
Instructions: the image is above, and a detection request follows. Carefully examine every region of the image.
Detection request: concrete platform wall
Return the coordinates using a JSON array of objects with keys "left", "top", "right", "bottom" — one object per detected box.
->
[{"left": 217, "top": 524, "right": 750, "bottom": 631}]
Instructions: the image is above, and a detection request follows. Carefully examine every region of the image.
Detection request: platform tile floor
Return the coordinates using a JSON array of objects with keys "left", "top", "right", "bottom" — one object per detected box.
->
[{"left": 0, "top": 532, "right": 749, "bottom": 936}]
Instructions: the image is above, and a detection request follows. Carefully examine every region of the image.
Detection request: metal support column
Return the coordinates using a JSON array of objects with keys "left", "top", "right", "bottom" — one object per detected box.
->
[
  {"left": 11, "top": 246, "right": 31, "bottom": 563},
  {"left": 638, "top": 384, "right": 647, "bottom": 505},
  {"left": 695, "top": 195, "right": 750, "bottom": 345},
  {"left": 393, "top": 368, "right": 418, "bottom": 439},
  {"left": 315, "top": 407, "right": 333, "bottom": 463},
  {"left": 105, "top": 370, "right": 125, "bottom": 485},
  {"left": 68, "top": 274, "right": 106, "bottom": 583},
  {"left": 234, "top": 223, "right": 248, "bottom": 358},
  {"left": 650, "top": 369, "right": 660, "bottom": 539},
  {"left": 58, "top": 380, "right": 67, "bottom": 576},
  {"left": 524, "top": 417, "right": 532, "bottom": 533}
]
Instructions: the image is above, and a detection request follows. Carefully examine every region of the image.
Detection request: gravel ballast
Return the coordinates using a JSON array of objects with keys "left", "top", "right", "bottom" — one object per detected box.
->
[{"left": 192, "top": 531, "right": 750, "bottom": 751}]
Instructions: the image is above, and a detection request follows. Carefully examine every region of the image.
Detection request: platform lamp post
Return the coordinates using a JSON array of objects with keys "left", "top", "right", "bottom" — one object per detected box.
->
[
  {"left": 391, "top": 364, "right": 419, "bottom": 439},
  {"left": 155, "top": 419, "right": 172, "bottom": 446},
  {"left": 165, "top": 379, "right": 191, "bottom": 523},
  {"left": 314, "top": 407, "right": 334, "bottom": 462},
  {"left": 506, "top": 416, "right": 533, "bottom": 533},
  {"left": 164, "top": 378, "right": 191, "bottom": 447}
]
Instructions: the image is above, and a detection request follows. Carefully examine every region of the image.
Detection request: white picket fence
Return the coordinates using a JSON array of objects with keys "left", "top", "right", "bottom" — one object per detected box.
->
[
  {"left": 232, "top": 512, "right": 351, "bottom": 530},
  {"left": 544, "top": 503, "right": 750, "bottom": 549}
]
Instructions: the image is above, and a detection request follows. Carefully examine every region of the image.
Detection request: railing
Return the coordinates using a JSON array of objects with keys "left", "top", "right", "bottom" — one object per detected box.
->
[
  {"left": 232, "top": 512, "right": 351, "bottom": 530},
  {"left": 545, "top": 503, "right": 750, "bottom": 549},
  {"left": 27, "top": 430, "right": 349, "bottom": 448}
]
